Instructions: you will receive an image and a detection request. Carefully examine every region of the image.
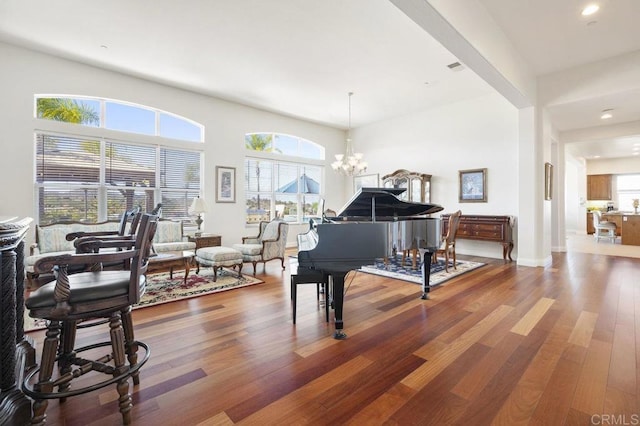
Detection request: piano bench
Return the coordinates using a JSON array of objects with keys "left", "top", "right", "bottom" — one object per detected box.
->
[
  {"left": 291, "top": 271, "right": 329, "bottom": 325},
  {"left": 195, "top": 247, "right": 243, "bottom": 281}
]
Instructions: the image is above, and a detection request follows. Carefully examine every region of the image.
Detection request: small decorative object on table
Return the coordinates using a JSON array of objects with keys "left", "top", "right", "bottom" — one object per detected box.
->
[{"left": 633, "top": 198, "right": 639, "bottom": 214}]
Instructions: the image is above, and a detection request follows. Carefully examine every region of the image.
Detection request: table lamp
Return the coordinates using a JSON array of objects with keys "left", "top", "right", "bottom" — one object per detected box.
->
[{"left": 189, "top": 197, "right": 208, "bottom": 236}]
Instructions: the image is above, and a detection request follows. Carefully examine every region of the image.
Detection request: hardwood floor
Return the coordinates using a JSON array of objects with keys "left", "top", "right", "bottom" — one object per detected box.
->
[{"left": 25, "top": 251, "right": 640, "bottom": 425}]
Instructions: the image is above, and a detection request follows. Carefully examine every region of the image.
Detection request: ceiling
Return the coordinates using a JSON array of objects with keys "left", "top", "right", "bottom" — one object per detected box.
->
[{"left": 1, "top": 0, "right": 639, "bottom": 159}]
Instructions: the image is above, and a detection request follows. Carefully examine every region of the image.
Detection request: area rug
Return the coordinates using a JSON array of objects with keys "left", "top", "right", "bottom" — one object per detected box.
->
[
  {"left": 24, "top": 268, "right": 263, "bottom": 332},
  {"left": 360, "top": 255, "right": 485, "bottom": 286}
]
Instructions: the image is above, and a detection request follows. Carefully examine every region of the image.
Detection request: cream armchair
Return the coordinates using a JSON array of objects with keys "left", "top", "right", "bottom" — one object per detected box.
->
[{"left": 233, "top": 220, "right": 289, "bottom": 275}]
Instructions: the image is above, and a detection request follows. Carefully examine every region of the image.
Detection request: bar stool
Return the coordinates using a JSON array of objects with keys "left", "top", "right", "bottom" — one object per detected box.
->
[{"left": 23, "top": 213, "right": 158, "bottom": 425}]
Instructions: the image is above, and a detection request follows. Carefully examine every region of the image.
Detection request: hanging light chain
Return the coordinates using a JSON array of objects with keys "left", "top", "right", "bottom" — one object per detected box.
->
[{"left": 331, "top": 91, "right": 367, "bottom": 176}]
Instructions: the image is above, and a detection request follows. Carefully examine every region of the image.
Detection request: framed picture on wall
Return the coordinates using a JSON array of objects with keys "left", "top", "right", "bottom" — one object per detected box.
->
[
  {"left": 216, "top": 166, "right": 236, "bottom": 203},
  {"left": 458, "top": 168, "right": 487, "bottom": 202},
  {"left": 545, "top": 162, "right": 553, "bottom": 200}
]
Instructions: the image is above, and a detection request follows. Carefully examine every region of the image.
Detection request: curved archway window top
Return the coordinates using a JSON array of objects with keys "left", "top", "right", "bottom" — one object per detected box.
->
[
  {"left": 35, "top": 95, "right": 204, "bottom": 142},
  {"left": 245, "top": 132, "right": 325, "bottom": 160}
]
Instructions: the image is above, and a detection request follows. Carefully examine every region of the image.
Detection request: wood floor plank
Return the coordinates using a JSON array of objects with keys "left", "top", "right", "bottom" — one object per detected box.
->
[
  {"left": 451, "top": 332, "right": 523, "bottom": 400},
  {"left": 403, "top": 304, "right": 513, "bottom": 390},
  {"left": 571, "top": 338, "right": 612, "bottom": 416},
  {"left": 510, "top": 297, "right": 556, "bottom": 336},
  {"left": 196, "top": 411, "right": 234, "bottom": 426},
  {"left": 567, "top": 310, "right": 599, "bottom": 347},
  {"left": 608, "top": 322, "right": 637, "bottom": 395},
  {"left": 529, "top": 356, "right": 582, "bottom": 425},
  {"left": 232, "top": 355, "right": 373, "bottom": 424}
]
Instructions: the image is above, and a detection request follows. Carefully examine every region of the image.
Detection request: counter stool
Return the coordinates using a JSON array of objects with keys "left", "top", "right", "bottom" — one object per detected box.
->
[
  {"left": 22, "top": 213, "right": 158, "bottom": 425},
  {"left": 195, "top": 246, "right": 243, "bottom": 281}
]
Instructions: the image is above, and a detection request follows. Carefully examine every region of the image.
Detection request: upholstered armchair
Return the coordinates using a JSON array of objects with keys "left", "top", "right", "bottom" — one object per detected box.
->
[{"left": 233, "top": 220, "right": 289, "bottom": 275}]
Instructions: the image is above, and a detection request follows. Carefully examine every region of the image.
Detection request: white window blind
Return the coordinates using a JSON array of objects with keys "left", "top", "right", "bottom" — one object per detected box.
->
[{"left": 35, "top": 133, "right": 202, "bottom": 224}]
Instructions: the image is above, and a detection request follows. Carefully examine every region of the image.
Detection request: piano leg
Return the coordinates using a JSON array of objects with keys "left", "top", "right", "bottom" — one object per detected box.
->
[
  {"left": 419, "top": 249, "right": 435, "bottom": 300},
  {"left": 329, "top": 272, "right": 348, "bottom": 340}
]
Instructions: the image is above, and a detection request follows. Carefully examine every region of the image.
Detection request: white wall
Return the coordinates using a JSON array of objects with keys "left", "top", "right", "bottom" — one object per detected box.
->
[
  {"left": 352, "top": 92, "right": 520, "bottom": 259},
  {"left": 0, "top": 42, "right": 347, "bottom": 247}
]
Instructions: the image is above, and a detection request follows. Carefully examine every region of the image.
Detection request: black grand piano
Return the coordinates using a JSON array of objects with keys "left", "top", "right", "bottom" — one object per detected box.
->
[{"left": 296, "top": 187, "right": 443, "bottom": 339}]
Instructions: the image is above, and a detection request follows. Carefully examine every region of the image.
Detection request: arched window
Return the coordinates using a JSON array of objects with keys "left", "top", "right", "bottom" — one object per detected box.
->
[
  {"left": 36, "top": 96, "right": 204, "bottom": 142},
  {"left": 34, "top": 95, "right": 204, "bottom": 226},
  {"left": 244, "top": 133, "right": 324, "bottom": 224}
]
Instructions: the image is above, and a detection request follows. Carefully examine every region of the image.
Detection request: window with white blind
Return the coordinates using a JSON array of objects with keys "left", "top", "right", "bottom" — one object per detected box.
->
[
  {"left": 36, "top": 133, "right": 201, "bottom": 225},
  {"left": 34, "top": 95, "right": 204, "bottom": 226}
]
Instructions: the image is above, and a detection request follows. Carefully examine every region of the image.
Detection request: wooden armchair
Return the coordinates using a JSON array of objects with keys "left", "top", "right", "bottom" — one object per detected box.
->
[
  {"left": 433, "top": 210, "right": 462, "bottom": 273},
  {"left": 23, "top": 213, "right": 158, "bottom": 425},
  {"left": 233, "top": 220, "right": 289, "bottom": 275}
]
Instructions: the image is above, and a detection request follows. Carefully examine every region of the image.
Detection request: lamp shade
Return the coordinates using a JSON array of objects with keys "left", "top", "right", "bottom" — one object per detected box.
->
[{"left": 189, "top": 197, "right": 208, "bottom": 214}]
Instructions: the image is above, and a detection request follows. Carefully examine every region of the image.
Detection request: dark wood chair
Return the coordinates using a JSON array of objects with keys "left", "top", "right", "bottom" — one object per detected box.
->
[
  {"left": 23, "top": 213, "right": 158, "bottom": 425},
  {"left": 433, "top": 210, "right": 462, "bottom": 273}
]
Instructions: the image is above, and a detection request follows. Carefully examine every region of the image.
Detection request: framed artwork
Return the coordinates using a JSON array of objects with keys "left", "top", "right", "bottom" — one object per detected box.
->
[
  {"left": 545, "top": 162, "right": 553, "bottom": 200},
  {"left": 459, "top": 168, "right": 487, "bottom": 203},
  {"left": 353, "top": 173, "right": 379, "bottom": 193},
  {"left": 216, "top": 166, "right": 236, "bottom": 203}
]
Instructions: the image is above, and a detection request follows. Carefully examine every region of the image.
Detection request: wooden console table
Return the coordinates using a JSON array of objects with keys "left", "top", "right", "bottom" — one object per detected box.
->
[
  {"left": 441, "top": 214, "right": 514, "bottom": 261},
  {"left": 0, "top": 216, "right": 35, "bottom": 425}
]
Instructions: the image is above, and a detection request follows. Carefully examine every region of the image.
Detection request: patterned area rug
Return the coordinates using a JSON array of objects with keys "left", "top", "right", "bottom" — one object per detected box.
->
[
  {"left": 360, "top": 255, "right": 485, "bottom": 286},
  {"left": 25, "top": 267, "right": 262, "bottom": 332}
]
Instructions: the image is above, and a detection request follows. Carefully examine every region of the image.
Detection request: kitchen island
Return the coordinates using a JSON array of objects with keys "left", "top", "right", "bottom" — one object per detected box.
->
[{"left": 602, "top": 212, "right": 640, "bottom": 245}]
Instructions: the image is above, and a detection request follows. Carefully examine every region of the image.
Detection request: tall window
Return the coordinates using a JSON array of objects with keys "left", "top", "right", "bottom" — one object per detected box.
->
[
  {"left": 617, "top": 174, "right": 640, "bottom": 211},
  {"left": 244, "top": 133, "right": 324, "bottom": 224},
  {"left": 34, "top": 96, "right": 203, "bottom": 225}
]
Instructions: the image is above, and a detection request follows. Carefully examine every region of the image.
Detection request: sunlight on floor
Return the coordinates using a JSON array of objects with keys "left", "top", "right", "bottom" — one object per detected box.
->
[{"left": 566, "top": 233, "right": 640, "bottom": 259}]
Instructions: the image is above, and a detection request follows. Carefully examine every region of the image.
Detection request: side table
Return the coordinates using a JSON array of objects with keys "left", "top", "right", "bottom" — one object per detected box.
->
[
  {"left": 188, "top": 234, "right": 221, "bottom": 273},
  {"left": 188, "top": 234, "right": 222, "bottom": 250}
]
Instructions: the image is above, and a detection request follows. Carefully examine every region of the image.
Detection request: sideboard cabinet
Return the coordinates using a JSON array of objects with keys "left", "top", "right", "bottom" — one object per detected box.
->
[
  {"left": 441, "top": 214, "right": 514, "bottom": 261},
  {"left": 381, "top": 169, "right": 431, "bottom": 203}
]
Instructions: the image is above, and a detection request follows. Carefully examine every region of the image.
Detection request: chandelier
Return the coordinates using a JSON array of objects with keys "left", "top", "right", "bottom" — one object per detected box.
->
[{"left": 331, "top": 92, "right": 367, "bottom": 176}]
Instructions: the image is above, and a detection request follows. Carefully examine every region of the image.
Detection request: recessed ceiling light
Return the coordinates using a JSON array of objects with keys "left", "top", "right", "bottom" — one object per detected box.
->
[
  {"left": 600, "top": 109, "right": 613, "bottom": 119},
  {"left": 582, "top": 4, "right": 600, "bottom": 16},
  {"left": 593, "top": 155, "right": 601, "bottom": 158},
  {"left": 633, "top": 152, "right": 640, "bottom": 156}
]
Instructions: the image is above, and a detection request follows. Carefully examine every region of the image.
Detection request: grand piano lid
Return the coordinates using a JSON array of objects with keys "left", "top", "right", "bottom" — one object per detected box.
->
[{"left": 336, "top": 187, "right": 443, "bottom": 219}]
